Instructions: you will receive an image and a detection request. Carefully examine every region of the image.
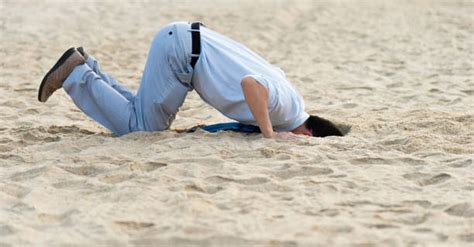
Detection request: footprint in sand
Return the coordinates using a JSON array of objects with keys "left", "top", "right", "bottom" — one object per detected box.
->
[
  {"left": 58, "top": 165, "right": 107, "bottom": 177},
  {"left": 114, "top": 220, "right": 155, "bottom": 231},
  {"left": 128, "top": 161, "right": 167, "bottom": 172},
  {"left": 396, "top": 213, "right": 430, "bottom": 225},
  {"left": 459, "top": 233, "right": 474, "bottom": 243},
  {"left": 402, "top": 200, "right": 432, "bottom": 208},
  {"left": 0, "top": 153, "right": 25, "bottom": 163},
  {"left": 52, "top": 180, "right": 92, "bottom": 190},
  {"left": 0, "top": 143, "right": 15, "bottom": 152},
  {"left": 37, "top": 209, "right": 79, "bottom": 225},
  {"left": 47, "top": 125, "right": 96, "bottom": 135},
  {"left": 185, "top": 183, "right": 223, "bottom": 194},
  {"left": 402, "top": 172, "right": 451, "bottom": 186},
  {"left": 17, "top": 127, "right": 61, "bottom": 143},
  {"left": 0, "top": 183, "right": 31, "bottom": 199},
  {"left": 0, "top": 224, "right": 15, "bottom": 236},
  {"left": 272, "top": 166, "right": 333, "bottom": 180},
  {"left": 205, "top": 175, "right": 270, "bottom": 185},
  {"left": 311, "top": 224, "right": 353, "bottom": 233},
  {"left": 444, "top": 203, "right": 474, "bottom": 218},
  {"left": 10, "top": 202, "right": 35, "bottom": 213},
  {"left": 445, "top": 158, "right": 472, "bottom": 168},
  {"left": 351, "top": 157, "right": 391, "bottom": 165},
  {"left": 10, "top": 166, "right": 48, "bottom": 181},
  {"left": 365, "top": 223, "right": 399, "bottom": 229},
  {"left": 99, "top": 173, "right": 135, "bottom": 184}
]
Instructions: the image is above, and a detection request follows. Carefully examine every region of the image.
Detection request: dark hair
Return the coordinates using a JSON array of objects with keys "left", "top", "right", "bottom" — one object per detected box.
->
[{"left": 305, "top": 115, "right": 343, "bottom": 137}]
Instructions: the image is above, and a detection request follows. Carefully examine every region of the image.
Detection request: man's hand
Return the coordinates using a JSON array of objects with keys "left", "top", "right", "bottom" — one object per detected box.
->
[{"left": 241, "top": 77, "right": 303, "bottom": 140}]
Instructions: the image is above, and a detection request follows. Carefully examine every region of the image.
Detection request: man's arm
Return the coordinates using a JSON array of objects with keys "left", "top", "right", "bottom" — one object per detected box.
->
[{"left": 241, "top": 76, "right": 274, "bottom": 138}]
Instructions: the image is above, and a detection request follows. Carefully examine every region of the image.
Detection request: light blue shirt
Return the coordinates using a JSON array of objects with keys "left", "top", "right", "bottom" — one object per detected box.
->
[{"left": 192, "top": 26, "right": 309, "bottom": 131}]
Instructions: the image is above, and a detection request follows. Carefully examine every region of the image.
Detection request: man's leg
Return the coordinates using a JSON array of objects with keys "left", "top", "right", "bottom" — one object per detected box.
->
[
  {"left": 79, "top": 48, "right": 135, "bottom": 101},
  {"left": 134, "top": 22, "right": 193, "bottom": 131},
  {"left": 63, "top": 63, "right": 137, "bottom": 136}
]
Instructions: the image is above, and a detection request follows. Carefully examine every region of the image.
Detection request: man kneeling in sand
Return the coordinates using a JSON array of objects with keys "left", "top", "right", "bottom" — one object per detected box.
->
[{"left": 38, "top": 22, "right": 343, "bottom": 138}]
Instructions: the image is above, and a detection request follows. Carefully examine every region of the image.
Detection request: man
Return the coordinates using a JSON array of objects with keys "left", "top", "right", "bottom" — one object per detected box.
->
[{"left": 38, "top": 22, "right": 343, "bottom": 138}]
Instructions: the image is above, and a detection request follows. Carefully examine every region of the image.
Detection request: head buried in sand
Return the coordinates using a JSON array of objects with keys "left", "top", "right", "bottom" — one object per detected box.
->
[{"left": 304, "top": 115, "right": 348, "bottom": 137}]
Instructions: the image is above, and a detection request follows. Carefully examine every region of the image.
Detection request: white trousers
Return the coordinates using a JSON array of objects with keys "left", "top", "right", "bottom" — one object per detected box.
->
[{"left": 63, "top": 22, "right": 194, "bottom": 136}]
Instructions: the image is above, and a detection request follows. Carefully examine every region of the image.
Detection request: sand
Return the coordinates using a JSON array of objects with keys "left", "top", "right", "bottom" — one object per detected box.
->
[{"left": 0, "top": 0, "right": 473, "bottom": 246}]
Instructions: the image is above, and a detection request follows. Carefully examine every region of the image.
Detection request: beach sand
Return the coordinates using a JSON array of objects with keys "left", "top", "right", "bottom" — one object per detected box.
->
[{"left": 0, "top": 0, "right": 473, "bottom": 246}]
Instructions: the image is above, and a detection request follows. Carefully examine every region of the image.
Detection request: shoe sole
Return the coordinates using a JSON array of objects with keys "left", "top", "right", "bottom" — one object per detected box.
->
[
  {"left": 38, "top": 47, "right": 76, "bottom": 102},
  {"left": 77, "top": 47, "right": 85, "bottom": 57}
]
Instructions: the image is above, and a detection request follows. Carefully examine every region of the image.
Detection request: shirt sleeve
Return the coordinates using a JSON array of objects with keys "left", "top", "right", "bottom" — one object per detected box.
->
[
  {"left": 241, "top": 74, "right": 277, "bottom": 113},
  {"left": 242, "top": 74, "right": 271, "bottom": 90}
]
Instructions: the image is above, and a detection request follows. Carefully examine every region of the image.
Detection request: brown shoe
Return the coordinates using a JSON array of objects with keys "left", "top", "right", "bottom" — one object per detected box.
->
[{"left": 38, "top": 48, "right": 85, "bottom": 102}]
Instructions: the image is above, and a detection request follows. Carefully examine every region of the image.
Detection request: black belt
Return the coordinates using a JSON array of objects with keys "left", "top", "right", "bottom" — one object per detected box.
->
[{"left": 190, "top": 22, "right": 203, "bottom": 69}]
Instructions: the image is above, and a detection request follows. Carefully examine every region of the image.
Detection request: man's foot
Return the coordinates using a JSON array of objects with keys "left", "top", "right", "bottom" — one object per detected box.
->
[
  {"left": 38, "top": 47, "right": 85, "bottom": 102},
  {"left": 76, "top": 46, "right": 89, "bottom": 60}
]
